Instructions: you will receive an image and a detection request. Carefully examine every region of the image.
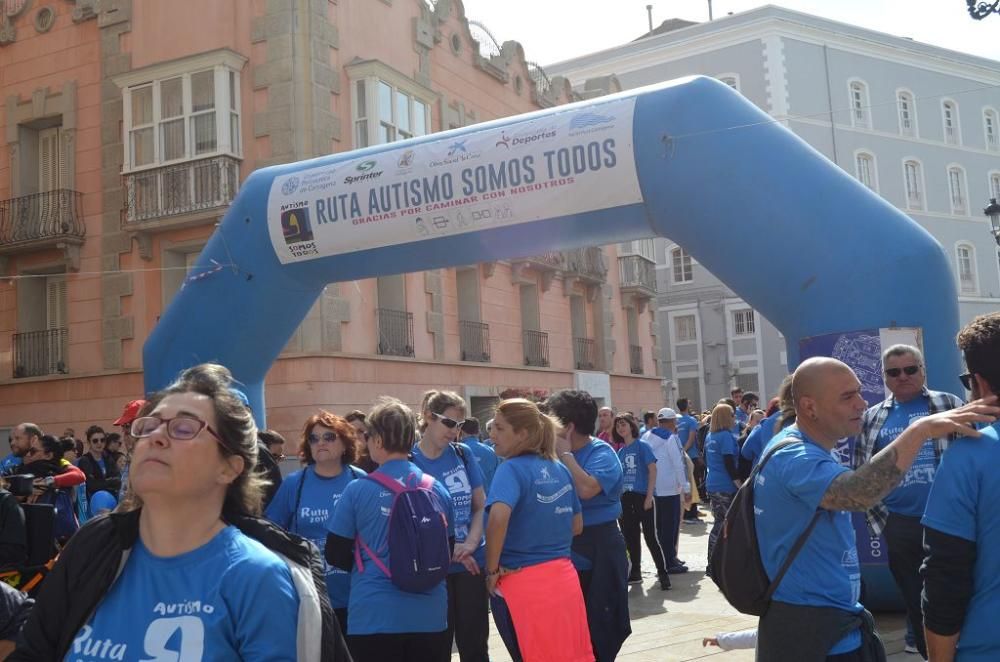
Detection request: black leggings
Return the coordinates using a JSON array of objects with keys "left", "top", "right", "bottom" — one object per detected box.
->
[
  {"left": 348, "top": 630, "right": 451, "bottom": 662},
  {"left": 619, "top": 491, "right": 667, "bottom": 579},
  {"left": 446, "top": 570, "right": 490, "bottom": 661}
]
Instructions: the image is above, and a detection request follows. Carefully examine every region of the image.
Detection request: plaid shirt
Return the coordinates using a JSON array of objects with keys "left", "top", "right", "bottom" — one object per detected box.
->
[{"left": 852, "top": 387, "right": 964, "bottom": 537}]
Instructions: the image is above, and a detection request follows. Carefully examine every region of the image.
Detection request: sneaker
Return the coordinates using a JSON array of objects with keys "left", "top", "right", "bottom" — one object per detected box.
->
[
  {"left": 903, "top": 644, "right": 918, "bottom": 654},
  {"left": 683, "top": 518, "right": 699, "bottom": 524},
  {"left": 659, "top": 579, "right": 671, "bottom": 590},
  {"left": 667, "top": 564, "right": 689, "bottom": 574},
  {"left": 627, "top": 576, "right": 642, "bottom": 585}
]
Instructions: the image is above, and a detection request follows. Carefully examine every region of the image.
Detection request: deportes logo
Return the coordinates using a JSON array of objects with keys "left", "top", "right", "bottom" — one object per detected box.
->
[
  {"left": 569, "top": 112, "right": 614, "bottom": 129},
  {"left": 281, "top": 207, "right": 314, "bottom": 245},
  {"left": 495, "top": 132, "right": 511, "bottom": 148},
  {"left": 280, "top": 176, "right": 300, "bottom": 196}
]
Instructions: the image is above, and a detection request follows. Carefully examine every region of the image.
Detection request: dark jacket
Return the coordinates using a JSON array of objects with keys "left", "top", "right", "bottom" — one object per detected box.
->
[
  {"left": 9, "top": 508, "right": 352, "bottom": 661},
  {"left": 76, "top": 453, "right": 121, "bottom": 500},
  {"left": 0, "top": 492, "right": 26, "bottom": 568},
  {"left": 257, "top": 442, "right": 283, "bottom": 509}
]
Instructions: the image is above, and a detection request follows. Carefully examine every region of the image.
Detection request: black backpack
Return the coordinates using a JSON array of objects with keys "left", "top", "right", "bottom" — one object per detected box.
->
[{"left": 709, "top": 436, "right": 821, "bottom": 616}]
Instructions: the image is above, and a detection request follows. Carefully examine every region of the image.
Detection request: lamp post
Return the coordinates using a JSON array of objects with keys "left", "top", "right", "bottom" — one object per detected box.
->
[{"left": 985, "top": 198, "right": 1000, "bottom": 246}]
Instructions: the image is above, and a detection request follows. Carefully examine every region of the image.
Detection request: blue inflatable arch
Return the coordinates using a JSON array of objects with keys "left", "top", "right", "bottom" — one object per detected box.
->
[{"left": 143, "top": 76, "right": 962, "bottom": 417}]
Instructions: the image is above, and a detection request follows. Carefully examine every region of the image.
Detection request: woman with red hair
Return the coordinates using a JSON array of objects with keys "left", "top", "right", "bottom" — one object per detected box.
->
[{"left": 266, "top": 410, "right": 365, "bottom": 632}]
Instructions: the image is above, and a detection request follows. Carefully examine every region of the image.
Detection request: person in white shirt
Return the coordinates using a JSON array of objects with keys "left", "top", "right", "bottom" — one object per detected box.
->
[{"left": 641, "top": 408, "right": 691, "bottom": 574}]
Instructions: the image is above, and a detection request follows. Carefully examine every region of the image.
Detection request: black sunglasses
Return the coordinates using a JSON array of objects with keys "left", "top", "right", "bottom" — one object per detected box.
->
[
  {"left": 308, "top": 432, "right": 338, "bottom": 445},
  {"left": 432, "top": 412, "right": 464, "bottom": 430},
  {"left": 959, "top": 372, "right": 973, "bottom": 390},
  {"left": 884, "top": 365, "right": 921, "bottom": 378}
]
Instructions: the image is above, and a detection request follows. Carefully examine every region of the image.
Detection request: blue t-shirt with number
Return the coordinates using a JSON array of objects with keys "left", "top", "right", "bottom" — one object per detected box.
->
[
  {"left": 327, "top": 459, "right": 455, "bottom": 635},
  {"left": 617, "top": 440, "right": 657, "bottom": 495},
  {"left": 704, "top": 430, "right": 739, "bottom": 494},
  {"left": 922, "top": 423, "right": 1000, "bottom": 661},
  {"left": 487, "top": 455, "right": 581, "bottom": 569},
  {"left": 570, "top": 438, "right": 624, "bottom": 527},
  {"left": 872, "top": 397, "right": 935, "bottom": 517},
  {"left": 412, "top": 442, "right": 486, "bottom": 573},
  {"left": 755, "top": 428, "right": 861, "bottom": 655},
  {"left": 677, "top": 414, "right": 700, "bottom": 459},
  {"left": 66, "top": 525, "right": 298, "bottom": 661},
  {"left": 265, "top": 465, "right": 365, "bottom": 608}
]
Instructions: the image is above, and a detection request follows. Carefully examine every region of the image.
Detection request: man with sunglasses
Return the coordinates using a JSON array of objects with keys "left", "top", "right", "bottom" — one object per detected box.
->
[{"left": 852, "top": 344, "right": 963, "bottom": 659}]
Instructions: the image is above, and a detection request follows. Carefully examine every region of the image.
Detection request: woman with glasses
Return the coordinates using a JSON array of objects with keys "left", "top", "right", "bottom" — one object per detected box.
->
[
  {"left": 19, "top": 434, "right": 86, "bottom": 542},
  {"left": 326, "top": 397, "right": 456, "bottom": 662},
  {"left": 266, "top": 411, "right": 364, "bottom": 633},
  {"left": 77, "top": 425, "right": 122, "bottom": 501},
  {"left": 11, "top": 363, "right": 351, "bottom": 661},
  {"left": 413, "top": 390, "right": 489, "bottom": 662}
]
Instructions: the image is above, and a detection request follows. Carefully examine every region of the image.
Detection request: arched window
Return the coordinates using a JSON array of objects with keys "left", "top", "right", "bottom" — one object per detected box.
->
[
  {"left": 948, "top": 165, "right": 968, "bottom": 215},
  {"left": 897, "top": 90, "right": 916, "bottom": 137},
  {"left": 855, "top": 151, "right": 877, "bottom": 191},
  {"left": 984, "top": 108, "right": 999, "bottom": 151},
  {"left": 849, "top": 80, "right": 870, "bottom": 129},
  {"left": 942, "top": 100, "right": 960, "bottom": 145},
  {"left": 903, "top": 159, "right": 924, "bottom": 209},
  {"left": 955, "top": 243, "right": 978, "bottom": 294},
  {"left": 671, "top": 246, "right": 693, "bottom": 283}
]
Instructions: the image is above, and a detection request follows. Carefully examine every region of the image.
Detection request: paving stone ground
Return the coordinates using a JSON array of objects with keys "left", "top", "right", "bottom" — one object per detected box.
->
[{"left": 454, "top": 508, "right": 913, "bottom": 661}]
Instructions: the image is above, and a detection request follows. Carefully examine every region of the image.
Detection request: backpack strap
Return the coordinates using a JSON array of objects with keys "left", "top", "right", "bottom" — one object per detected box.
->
[
  {"left": 453, "top": 443, "right": 469, "bottom": 470},
  {"left": 291, "top": 467, "right": 309, "bottom": 534},
  {"left": 364, "top": 471, "right": 405, "bottom": 493}
]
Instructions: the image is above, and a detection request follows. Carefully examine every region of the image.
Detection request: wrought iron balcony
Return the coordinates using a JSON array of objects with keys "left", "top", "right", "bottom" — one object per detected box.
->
[
  {"left": 618, "top": 255, "right": 657, "bottom": 300},
  {"left": 574, "top": 336, "right": 597, "bottom": 371},
  {"left": 459, "top": 320, "right": 491, "bottom": 362},
  {"left": 13, "top": 328, "right": 68, "bottom": 378},
  {"left": 563, "top": 247, "right": 607, "bottom": 284},
  {"left": 123, "top": 155, "right": 239, "bottom": 226},
  {"left": 629, "top": 344, "right": 644, "bottom": 375},
  {"left": 376, "top": 308, "right": 415, "bottom": 358},
  {"left": 0, "top": 189, "right": 84, "bottom": 253},
  {"left": 523, "top": 329, "right": 549, "bottom": 367}
]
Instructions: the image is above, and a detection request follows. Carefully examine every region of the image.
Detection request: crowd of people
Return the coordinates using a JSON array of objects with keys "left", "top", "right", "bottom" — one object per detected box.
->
[{"left": 0, "top": 313, "right": 996, "bottom": 661}]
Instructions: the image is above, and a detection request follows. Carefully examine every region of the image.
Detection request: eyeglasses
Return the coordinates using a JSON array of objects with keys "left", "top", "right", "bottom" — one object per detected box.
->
[
  {"left": 884, "top": 365, "right": 921, "bottom": 378},
  {"left": 308, "top": 432, "right": 338, "bottom": 445},
  {"left": 130, "top": 416, "right": 223, "bottom": 443},
  {"left": 432, "top": 412, "right": 464, "bottom": 430},
  {"left": 959, "top": 372, "right": 973, "bottom": 390},
  {"left": 90, "top": 437, "right": 105, "bottom": 444}
]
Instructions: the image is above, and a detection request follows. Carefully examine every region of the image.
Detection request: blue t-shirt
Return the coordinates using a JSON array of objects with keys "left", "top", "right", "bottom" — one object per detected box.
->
[
  {"left": 704, "top": 430, "right": 739, "bottom": 494},
  {"left": 873, "top": 397, "right": 934, "bottom": 517},
  {"left": 617, "top": 440, "right": 657, "bottom": 495},
  {"left": 756, "top": 428, "right": 861, "bottom": 655},
  {"left": 265, "top": 465, "right": 365, "bottom": 608},
  {"left": 922, "top": 424, "right": 1000, "bottom": 661},
  {"left": 677, "top": 414, "right": 700, "bottom": 459},
  {"left": 742, "top": 412, "right": 779, "bottom": 467},
  {"left": 67, "top": 525, "right": 299, "bottom": 661},
  {"left": 569, "top": 438, "right": 624, "bottom": 527},
  {"left": 487, "top": 455, "right": 581, "bottom": 569},
  {"left": 327, "top": 459, "right": 455, "bottom": 635},
  {"left": 462, "top": 436, "right": 500, "bottom": 495},
  {"left": 735, "top": 407, "right": 749, "bottom": 429},
  {"left": 0, "top": 454, "right": 22, "bottom": 475},
  {"left": 412, "top": 442, "right": 486, "bottom": 573}
]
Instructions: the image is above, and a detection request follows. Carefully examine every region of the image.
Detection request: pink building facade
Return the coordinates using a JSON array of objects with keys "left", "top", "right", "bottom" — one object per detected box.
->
[{"left": 0, "top": 0, "right": 662, "bottom": 442}]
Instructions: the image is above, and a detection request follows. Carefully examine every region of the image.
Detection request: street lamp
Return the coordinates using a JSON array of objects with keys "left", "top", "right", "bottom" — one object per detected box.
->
[{"left": 985, "top": 198, "right": 1000, "bottom": 246}]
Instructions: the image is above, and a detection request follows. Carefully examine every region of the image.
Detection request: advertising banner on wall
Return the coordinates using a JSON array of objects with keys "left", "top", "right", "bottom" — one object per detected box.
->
[{"left": 267, "top": 96, "right": 643, "bottom": 264}]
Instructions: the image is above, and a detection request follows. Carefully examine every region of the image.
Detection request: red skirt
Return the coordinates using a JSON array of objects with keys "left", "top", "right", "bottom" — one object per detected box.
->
[{"left": 497, "top": 557, "right": 594, "bottom": 662}]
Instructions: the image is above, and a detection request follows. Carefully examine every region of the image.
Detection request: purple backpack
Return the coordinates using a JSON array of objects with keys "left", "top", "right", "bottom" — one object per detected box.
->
[{"left": 354, "top": 471, "right": 451, "bottom": 593}]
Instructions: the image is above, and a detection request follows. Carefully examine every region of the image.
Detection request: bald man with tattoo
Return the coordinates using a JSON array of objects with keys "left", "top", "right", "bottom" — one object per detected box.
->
[{"left": 752, "top": 358, "right": 997, "bottom": 662}]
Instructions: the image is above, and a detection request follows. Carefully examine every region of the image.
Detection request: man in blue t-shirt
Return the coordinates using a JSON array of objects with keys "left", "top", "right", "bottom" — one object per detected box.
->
[
  {"left": 547, "top": 389, "right": 630, "bottom": 662},
  {"left": 675, "top": 398, "right": 701, "bottom": 522},
  {"left": 922, "top": 313, "right": 1000, "bottom": 661},
  {"left": 851, "top": 344, "right": 963, "bottom": 659},
  {"left": 753, "top": 357, "right": 983, "bottom": 660},
  {"left": 4, "top": 423, "right": 38, "bottom": 476},
  {"left": 460, "top": 418, "right": 500, "bottom": 494}
]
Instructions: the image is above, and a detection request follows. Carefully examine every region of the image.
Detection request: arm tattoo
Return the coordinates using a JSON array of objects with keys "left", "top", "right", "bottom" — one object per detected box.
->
[{"left": 819, "top": 446, "right": 903, "bottom": 512}]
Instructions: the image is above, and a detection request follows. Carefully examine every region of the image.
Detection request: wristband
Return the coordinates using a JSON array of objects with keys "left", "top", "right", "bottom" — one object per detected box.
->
[{"left": 486, "top": 568, "right": 501, "bottom": 577}]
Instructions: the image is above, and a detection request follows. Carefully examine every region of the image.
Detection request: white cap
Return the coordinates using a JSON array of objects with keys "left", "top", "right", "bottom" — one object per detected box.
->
[{"left": 657, "top": 407, "right": 677, "bottom": 420}]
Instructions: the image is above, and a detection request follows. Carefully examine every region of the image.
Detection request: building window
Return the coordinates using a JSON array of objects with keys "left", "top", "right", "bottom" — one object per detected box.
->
[
  {"left": 956, "top": 243, "right": 978, "bottom": 294},
  {"left": 948, "top": 166, "right": 967, "bottom": 215},
  {"left": 855, "top": 151, "right": 877, "bottom": 191},
  {"left": 849, "top": 80, "right": 870, "bottom": 129},
  {"left": 620, "top": 239, "right": 655, "bottom": 260},
  {"left": 671, "top": 246, "right": 693, "bottom": 283},
  {"left": 353, "top": 78, "right": 430, "bottom": 148},
  {"left": 990, "top": 172, "right": 1000, "bottom": 201},
  {"left": 717, "top": 75, "right": 740, "bottom": 92},
  {"left": 897, "top": 90, "right": 916, "bottom": 137},
  {"left": 984, "top": 108, "right": 999, "bottom": 151},
  {"left": 732, "top": 309, "right": 755, "bottom": 336},
  {"left": 122, "top": 66, "right": 241, "bottom": 171},
  {"left": 674, "top": 315, "right": 697, "bottom": 343},
  {"left": 904, "top": 159, "right": 924, "bottom": 209},
  {"left": 942, "top": 100, "right": 960, "bottom": 145}
]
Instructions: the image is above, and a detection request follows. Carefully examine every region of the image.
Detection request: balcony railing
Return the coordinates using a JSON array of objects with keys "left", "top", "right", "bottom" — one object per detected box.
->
[
  {"left": 123, "top": 155, "right": 239, "bottom": 225},
  {"left": 629, "top": 344, "right": 643, "bottom": 375},
  {"left": 13, "top": 328, "right": 68, "bottom": 378},
  {"left": 523, "top": 329, "right": 550, "bottom": 367},
  {"left": 376, "top": 308, "right": 415, "bottom": 357},
  {"left": 563, "top": 247, "right": 607, "bottom": 283},
  {"left": 618, "top": 255, "right": 657, "bottom": 298},
  {"left": 0, "top": 190, "right": 84, "bottom": 250},
  {"left": 459, "top": 320, "right": 491, "bottom": 362},
  {"left": 573, "top": 336, "right": 596, "bottom": 371}
]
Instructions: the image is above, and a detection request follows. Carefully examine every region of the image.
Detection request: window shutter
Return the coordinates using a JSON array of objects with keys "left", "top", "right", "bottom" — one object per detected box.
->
[
  {"left": 38, "top": 128, "right": 63, "bottom": 192},
  {"left": 46, "top": 276, "right": 67, "bottom": 330}
]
